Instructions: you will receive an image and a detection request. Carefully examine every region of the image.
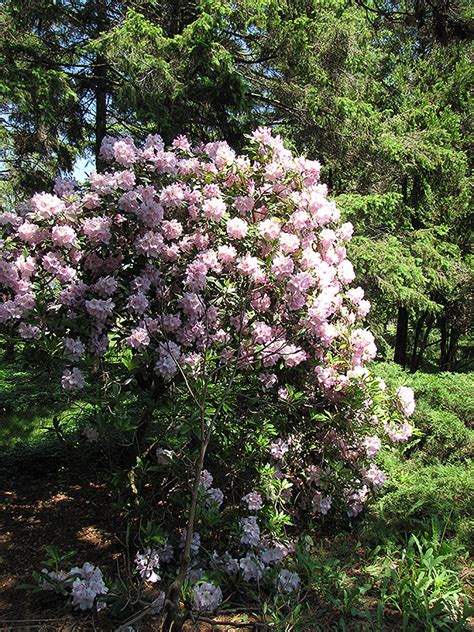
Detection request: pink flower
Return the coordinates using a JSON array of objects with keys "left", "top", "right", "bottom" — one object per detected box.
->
[
  {"left": 251, "top": 292, "right": 271, "bottom": 312},
  {"left": 138, "top": 201, "right": 163, "bottom": 227},
  {"left": 282, "top": 344, "right": 307, "bottom": 367},
  {"left": 85, "top": 298, "right": 114, "bottom": 321},
  {"left": 350, "top": 329, "right": 377, "bottom": 364},
  {"left": 290, "top": 210, "right": 312, "bottom": 231},
  {"left": 62, "top": 367, "right": 85, "bottom": 391},
  {"left": 358, "top": 300, "right": 371, "bottom": 317},
  {"left": 83, "top": 193, "right": 100, "bottom": 209},
  {"left": 161, "top": 220, "right": 183, "bottom": 240},
  {"left": 320, "top": 229, "right": 336, "bottom": 250},
  {"left": 128, "top": 327, "right": 150, "bottom": 349},
  {"left": 236, "top": 256, "right": 263, "bottom": 282},
  {"left": 319, "top": 323, "right": 338, "bottom": 347},
  {"left": 252, "top": 126, "right": 274, "bottom": 145},
  {"left": 363, "top": 435, "right": 382, "bottom": 458},
  {"left": 199, "top": 249, "right": 220, "bottom": 271},
  {"left": 234, "top": 196, "right": 255, "bottom": 215},
  {"left": 185, "top": 260, "right": 208, "bottom": 291},
  {"left": 17, "top": 222, "right": 43, "bottom": 244},
  {"left": 31, "top": 193, "right": 65, "bottom": 218},
  {"left": 217, "top": 245, "right": 237, "bottom": 264},
  {"left": 397, "top": 386, "right": 415, "bottom": 417},
  {"left": 161, "top": 244, "right": 180, "bottom": 261},
  {"left": 16, "top": 256, "right": 36, "bottom": 278},
  {"left": 363, "top": 464, "right": 387, "bottom": 490},
  {"left": 64, "top": 337, "right": 85, "bottom": 357},
  {"left": 155, "top": 341, "right": 182, "bottom": 381},
  {"left": 346, "top": 287, "right": 364, "bottom": 304},
  {"left": 203, "top": 197, "right": 226, "bottom": 222},
  {"left": 259, "top": 372, "right": 277, "bottom": 388},
  {"left": 258, "top": 218, "right": 281, "bottom": 241},
  {"left": 93, "top": 276, "right": 117, "bottom": 297},
  {"left": 0, "top": 127, "right": 404, "bottom": 518},
  {"left": 279, "top": 232, "right": 300, "bottom": 254},
  {"left": 204, "top": 141, "right": 235, "bottom": 168},
  {"left": 226, "top": 217, "right": 249, "bottom": 239},
  {"left": 242, "top": 492, "right": 263, "bottom": 511},
  {"left": 113, "top": 139, "right": 138, "bottom": 167},
  {"left": 312, "top": 492, "right": 332, "bottom": 515},
  {"left": 116, "top": 170, "right": 136, "bottom": 190},
  {"left": 271, "top": 255, "right": 294, "bottom": 279},
  {"left": 338, "top": 222, "right": 354, "bottom": 242},
  {"left": 203, "top": 184, "right": 221, "bottom": 198},
  {"left": 310, "top": 200, "right": 333, "bottom": 226},
  {"left": 42, "top": 252, "right": 64, "bottom": 274},
  {"left": 127, "top": 293, "right": 149, "bottom": 315},
  {"left": 270, "top": 437, "right": 290, "bottom": 459},
  {"left": 118, "top": 191, "right": 139, "bottom": 212},
  {"left": 180, "top": 292, "right": 204, "bottom": 317},
  {"left": 18, "top": 323, "right": 40, "bottom": 339},
  {"left": 301, "top": 158, "right": 321, "bottom": 184},
  {"left": 385, "top": 421, "right": 413, "bottom": 442},
  {"left": 252, "top": 321, "right": 274, "bottom": 344},
  {"left": 144, "top": 133, "right": 165, "bottom": 151},
  {"left": 190, "top": 230, "right": 208, "bottom": 251},
  {"left": 51, "top": 225, "right": 77, "bottom": 248},
  {"left": 136, "top": 231, "right": 164, "bottom": 257},
  {"left": 160, "top": 313, "right": 182, "bottom": 332},
  {"left": 287, "top": 272, "right": 314, "bottom": 294},
  {"left": 160, "top": 184, "right": 186, "bottom": 208},
  {"left": 82, "top": 217, "right": 112, "bottom": 244},
  {"left": 89, "top": 172, "right": 117, "bottom": 195},
  {"left": 337, "top": 260, "right": 355, "bottom": 284},
  {"left": 172, "top": 135, "right": 191, "bottom": 151}
]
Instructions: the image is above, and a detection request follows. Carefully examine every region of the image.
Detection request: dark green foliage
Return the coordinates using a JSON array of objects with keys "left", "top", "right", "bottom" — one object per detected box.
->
[
  {"left": 416, "top": 409, "right": 473, "bottom": 462},
  {"left": 366, "top": 363, "right": 474, "bottom": 547},
  {"left": 0, "top": 350, "right": 64, "bottom": 447},
  {"left": 370, "top": 459, "right": 474, "bottom": 548}
]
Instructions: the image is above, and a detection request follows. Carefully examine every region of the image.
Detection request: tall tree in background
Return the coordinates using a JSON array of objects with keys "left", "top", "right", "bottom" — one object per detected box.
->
[{"left": 0, "top": 0, "right": 129, "bottom": 192}]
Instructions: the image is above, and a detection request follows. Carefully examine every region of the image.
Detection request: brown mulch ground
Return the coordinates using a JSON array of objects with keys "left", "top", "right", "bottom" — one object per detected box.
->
[
  {"left": 0, "top": 450, "right": 256, "bottom": 632},
  {"left": 0, "top": 450, "right": 122, "bottom": 629}
]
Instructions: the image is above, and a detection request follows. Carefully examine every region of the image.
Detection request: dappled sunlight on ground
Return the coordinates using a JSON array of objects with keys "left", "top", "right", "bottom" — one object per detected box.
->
[{"left": 0, "top": 457, "right": 122, "bottom": 623}]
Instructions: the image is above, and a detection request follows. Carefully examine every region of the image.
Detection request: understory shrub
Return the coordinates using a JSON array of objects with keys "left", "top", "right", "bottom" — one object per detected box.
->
[{"left": 368, "top": 457, "right": 474, "bottom": 548}]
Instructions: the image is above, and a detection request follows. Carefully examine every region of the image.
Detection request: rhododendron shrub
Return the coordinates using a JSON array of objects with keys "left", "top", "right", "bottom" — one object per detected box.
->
[{"left": 0, "top": 128, "right": 415, "bottom": 624}]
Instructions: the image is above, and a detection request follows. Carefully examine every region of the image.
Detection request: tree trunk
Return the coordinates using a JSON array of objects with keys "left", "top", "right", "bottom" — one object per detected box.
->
[
  {"left": 411, "top": 315, "right": 433, "bottom": 372},
  {"left": 439, "top": 315, "right": 448, "bottom": 369},
  {"left": 447, "top": 329, "right": 459, "bottom": 371},
  {"left": 439, "top": 315, "right": 460, "bottom": 371},
  {"left": 162, "top": 429, "right": 210, "bottom": 631},
  {"left": 94, "top": 0, "right": 107, "bottom": 171},
  {"left": 3, "top": 340, "right": 15, "bottom": 361},
  {"left": 410, "top": 313, "right": 425, "bottom": 371},
  {"left": 394, "top": 306, "right": 409, "bottom": 366}
]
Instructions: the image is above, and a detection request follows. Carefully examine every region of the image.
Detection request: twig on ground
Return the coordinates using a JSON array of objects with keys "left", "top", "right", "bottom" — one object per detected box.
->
[{"left": 195, "top": 616, "right": 257, "bottom": 629}]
